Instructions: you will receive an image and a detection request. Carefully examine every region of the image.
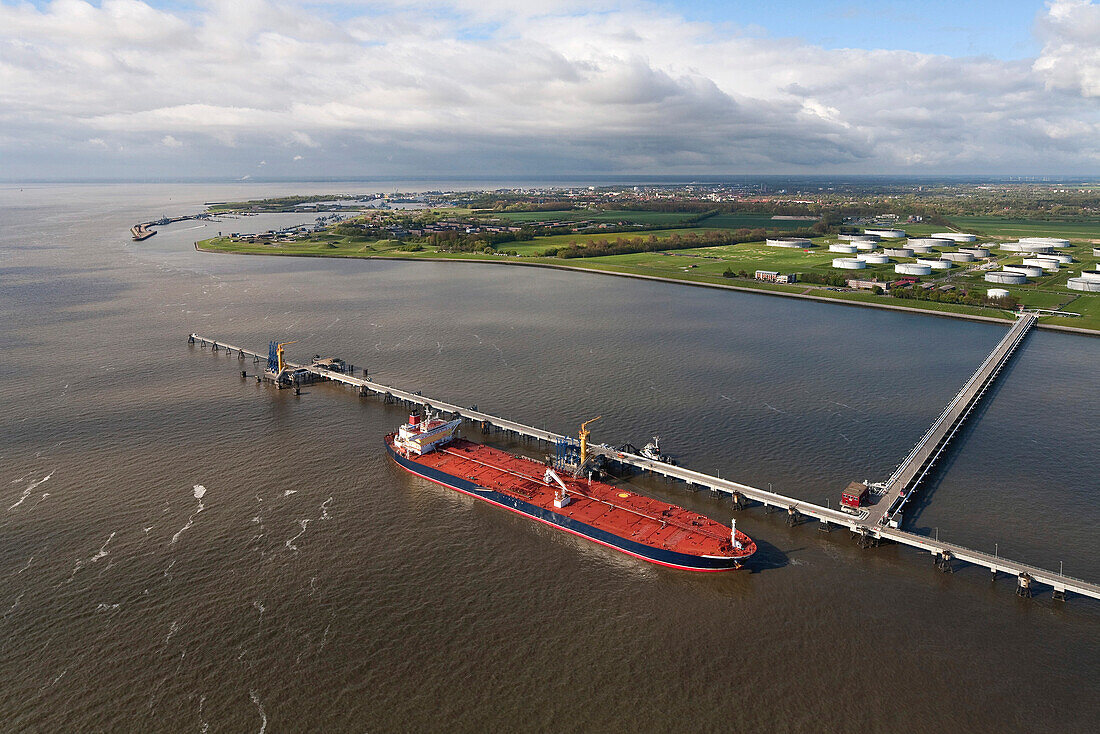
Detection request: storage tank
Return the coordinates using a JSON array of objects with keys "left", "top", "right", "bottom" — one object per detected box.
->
[
  {"left": 941, "top": 251, "right": 975, "bottom": 262},
  {"left": 916, "top": 258, "right": 953, "bottom": 270},
  {"left": 908, "top": 238, "right": 952, "bottom": 249},
  {"left": 1019, "top": 237, "right": 1070, "bottom": 248},
  {"left": 908, "top": 244, "right": 935, "bottom": 255},
  {"left": 985, "top": 271, "right": 1027, "bottom": 284},
  {"left": 859, "top": 253, "right": 890, "bottom": 264},
  {"left": 853, "top": 241, "right": 877, "bottom": 252},
  {"left": 958, "top": 247, "right": 990, "bottom": 258},
  {"left": 1093, "top": 247, "right": 1100, "bottom": 258},
  {"left": 840, "top": 233, "right": 879, "bottom": 242},
  {"left": 1041, "top": 253, "right": 1073, "bottom": 264},
  {"left": 865, "top": 228, "right": 906, "bottom": 239},
  {"left": 1080, "top": 270, "right": 1100, "bottom": 283},
  {"left": 999, "top": 243, "right": 1026, "bottom": 252},
  {"left": 829, "top": 243, "right": 858, "bottom": 253},
  {"left": 833, "top": 257, "right": 867, "bottom": 269},
  {"left": 1068, "top": 277, "right": 1100, "bottom": 292},
  {"left": 767, "top": 237, "right": 812, "bottom": 248},
  {"left": 1022, "top": 257, "right": 1060, "bottom": 272},
  {"left": 895, "top": 263, "right": 932, "bottom": 276},
  {"left": 1002, "top": 265, "right": 1043, "bottom": 278},
  {"left": 986, "top": 288, "right": 1010, "bottom": 299},
  {"left": 883, "top": 247, "right": 914, "bottom": 257},
  {"left": 931, "top": 232, "right": 978, "bottom": 243}
]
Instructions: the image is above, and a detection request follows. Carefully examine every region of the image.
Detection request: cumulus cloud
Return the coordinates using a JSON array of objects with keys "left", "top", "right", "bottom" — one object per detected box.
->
[{"left": 0, "top": 0, "right": 1097, "bottom": 178}]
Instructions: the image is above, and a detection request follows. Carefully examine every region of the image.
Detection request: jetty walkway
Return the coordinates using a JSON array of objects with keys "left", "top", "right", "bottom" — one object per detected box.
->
[{"left": 187, "top": 324, "right": 1098, "bottom": 602}]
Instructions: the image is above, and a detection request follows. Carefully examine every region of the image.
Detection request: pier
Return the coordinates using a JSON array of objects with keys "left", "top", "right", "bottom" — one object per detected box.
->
[
  {"left": 872, "top": 312, "right": 1037, "bottom": 527},
  {"left": 188, "top": 323, "right": 1098, "bottom": 602}
]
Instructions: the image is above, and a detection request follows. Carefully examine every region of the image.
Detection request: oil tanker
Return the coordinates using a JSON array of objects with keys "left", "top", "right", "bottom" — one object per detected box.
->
[{"left": 386, "top": 412, "right": 756, "bottom": 571}]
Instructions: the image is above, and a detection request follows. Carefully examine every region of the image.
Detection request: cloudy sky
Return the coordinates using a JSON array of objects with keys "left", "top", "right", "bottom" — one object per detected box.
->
[{"left": 2, "top": 0, "right": 1098, "bottom": 180}]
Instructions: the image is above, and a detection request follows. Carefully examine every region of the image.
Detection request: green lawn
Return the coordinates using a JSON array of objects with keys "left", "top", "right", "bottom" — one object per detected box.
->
[{"left": 946, "top": 216, "right": 1100, "bottom": 240}]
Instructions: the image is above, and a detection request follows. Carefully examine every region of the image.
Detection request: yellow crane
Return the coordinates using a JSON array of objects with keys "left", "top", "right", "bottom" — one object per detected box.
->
[
  {"left": 275, "top": 340, "right": 297, "bottom": 374},
  {"left": 578, "top": 416, "right": 601, "bottom": 468}
]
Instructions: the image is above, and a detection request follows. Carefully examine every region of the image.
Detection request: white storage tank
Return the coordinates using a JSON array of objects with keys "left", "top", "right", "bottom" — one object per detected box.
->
[
  {"left": 833, "top": 257, "right": 867, "bottom": 269},
  {"left": 767, "top": 237, "right": 812, "bottom": 248},
  {"left": 865, "top": 228, "right": 906, "bottom": 239},
  {"left": 985, "top": 271, "right": 1027, "bottom": 284},
  {"left": 829, "top": 243, "right": 858, "bottom": 253},
  {"left": 986, "top": 288, "right": 1010, "bottom": 299},
  {"left": 895, "top": 263, "right": 932, "bottom": 276},
  {"left": 999, "top": 243, "right": 1026, "bottom": 252},
  {"left": 1019, "top": 237, "right": 1070, "bottom": 248},
  {"left": 840, "top": 233, "right": 879, "bottom": 242},
  {"left": 1080, "top": 270, "right": 1100, "bottom": 283},
  {"left": 908, "top": 238, "right": 952, "bottom": 249},
  {"left": 859, "top": 253, "right": 890, "bottom": 264},
  {"left": 958, "top": 247, "right": 990, "bottom": 258},
  {"left": 1068, "top": 277, "right": 1100, "bottom": 292},
  {"left": 1002, "top": 265, "right": 1043, "bottom": 278},
  {"left": 931, "top": 232, "right": 978, "bottom": 243},
  {"left": 1022, "top": 257, "right": 1060, "bottom": 272},
  {"left": 1093, "top": 247, "right": 1100, "bottom": 258},
  {"left": 853, "top": 241, "right": 877, "bottom": 252},
  {"left": 883, "top": 247, "right": 914, "bottom": 257},
  {"left": 1042, "top": 253, "right": 1073, "bottom": 264},
  {"left": 908, "top": 244, "right": 935, "bottom": 255},
  {"left": 917, "top": 258, "right": 953, "bottom": 270},
  {"left": 941, "top": 251, "right": 975, "bottom": 262}
]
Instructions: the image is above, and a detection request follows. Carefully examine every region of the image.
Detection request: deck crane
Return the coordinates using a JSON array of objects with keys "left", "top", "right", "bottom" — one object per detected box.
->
[
  {"left": 578, "top": 416, "right": 601, "bottom": 470},
  {"left": 267, "top": 340, "right": 298, "bottom": 383}
]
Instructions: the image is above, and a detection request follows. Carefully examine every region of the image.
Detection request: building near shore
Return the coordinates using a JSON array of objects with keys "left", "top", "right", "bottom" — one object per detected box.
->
[{"left": 755, "top": 270, "right": 796, "bottom": 284}]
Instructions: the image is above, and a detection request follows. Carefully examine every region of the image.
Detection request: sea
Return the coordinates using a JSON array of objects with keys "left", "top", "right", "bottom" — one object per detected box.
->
[{"left": 1, "top": 182, "right": 1097, "bottom": 732}]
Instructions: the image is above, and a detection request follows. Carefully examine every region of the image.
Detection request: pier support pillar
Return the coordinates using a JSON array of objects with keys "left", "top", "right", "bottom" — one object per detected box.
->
[
  {"left": 786, "top": 506, "right": 800, "bottom": 527},
  {"left": 1052, "top": 589, "right": 1066, "bottom": 602},
  {"left": 818, "top": 518, "right": 830, "bottom": 533},
  {"left": 1016, "top": 573, "right": 1033, "bottom": 598},
  {"left": 935, "top": 551, "right": 954, "bottom": 573},
  {"left": 241, "top": 370, "right": 247, "bottom": 379},
  {"left": 731, "top": 491, "right": 744, "bottom": 511},
  {"left": 187, "top": 334, "right": 195, "bottom": 344}
]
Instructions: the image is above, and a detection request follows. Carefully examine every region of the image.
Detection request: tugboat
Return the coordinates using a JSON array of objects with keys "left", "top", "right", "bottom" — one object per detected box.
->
[{"left": 386, "top": 413, "right": 755, "bottom": 571}]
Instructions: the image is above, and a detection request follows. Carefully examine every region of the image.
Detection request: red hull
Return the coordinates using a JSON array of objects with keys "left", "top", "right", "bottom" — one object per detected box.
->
[{"left": 388, "top": 437, "right": 755, "bottom": 570}]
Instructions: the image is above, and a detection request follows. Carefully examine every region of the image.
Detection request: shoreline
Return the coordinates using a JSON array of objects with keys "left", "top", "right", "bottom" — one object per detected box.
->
[{"left": 193, "top": 242, "right": 1099, "bottom": 337}]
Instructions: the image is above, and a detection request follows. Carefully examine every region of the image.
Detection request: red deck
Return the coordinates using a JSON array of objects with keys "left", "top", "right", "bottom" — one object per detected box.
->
[{"left": 400, "top": 438, "right": 755, "bottom": 561}]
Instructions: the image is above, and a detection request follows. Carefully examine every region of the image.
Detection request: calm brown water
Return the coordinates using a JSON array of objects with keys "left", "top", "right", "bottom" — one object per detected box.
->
[{"left": 1, "top": 183, "right": 1097, "bottom": 732}]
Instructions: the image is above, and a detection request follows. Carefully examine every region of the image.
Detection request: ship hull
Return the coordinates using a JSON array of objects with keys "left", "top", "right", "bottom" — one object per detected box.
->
[{"left": 387, "top": 441, "right": 746, "bottom": 572}]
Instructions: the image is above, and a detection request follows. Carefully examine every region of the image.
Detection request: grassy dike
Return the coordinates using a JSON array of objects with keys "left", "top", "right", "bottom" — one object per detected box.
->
[{"left": 194, "top": 235, "right": 1100, "bottom": 336}]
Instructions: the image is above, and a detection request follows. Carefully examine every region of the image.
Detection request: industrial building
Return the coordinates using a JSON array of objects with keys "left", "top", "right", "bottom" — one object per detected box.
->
[{"left": 754, "top": 270, "right": 796, "bottom": 284}]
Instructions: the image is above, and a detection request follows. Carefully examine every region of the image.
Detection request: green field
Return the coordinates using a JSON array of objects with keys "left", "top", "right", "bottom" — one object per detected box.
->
[
  {"left": 702, "top": 213, "right": 815, "bottom": 230},
  {"left": 946, "top": 216, "right": 1100, "bottom": 240}
]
